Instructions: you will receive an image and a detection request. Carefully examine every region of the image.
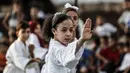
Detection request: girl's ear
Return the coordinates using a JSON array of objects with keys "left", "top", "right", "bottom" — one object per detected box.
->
[{"left": 52, "top": 28, "right": 56, "bottom": 36}]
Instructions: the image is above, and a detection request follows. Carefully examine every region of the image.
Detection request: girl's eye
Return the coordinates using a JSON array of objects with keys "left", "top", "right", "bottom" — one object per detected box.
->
[
  {"left": 61, "top": 29, "right": 67, "bottom": 32},
  {"left": 69, "top": 29, "right": 73, "bottom": 33},
  {"left": 71, "top": 16, "right": 78, "bottom": 21}
]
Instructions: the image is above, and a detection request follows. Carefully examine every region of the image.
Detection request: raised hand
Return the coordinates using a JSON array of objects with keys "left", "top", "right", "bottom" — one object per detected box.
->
[{"left": 81, "top": 18, "right": 92, "bottom": 41}]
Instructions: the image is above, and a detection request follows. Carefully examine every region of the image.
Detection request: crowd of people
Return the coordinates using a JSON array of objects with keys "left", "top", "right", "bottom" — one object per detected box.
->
[{"left": 0, "top": 0, "right": 130, "bottom": 73}]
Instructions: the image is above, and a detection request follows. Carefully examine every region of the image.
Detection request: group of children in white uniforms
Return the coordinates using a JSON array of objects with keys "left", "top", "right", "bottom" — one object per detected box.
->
[
  {"left": 3, "top": 3, "right": 92, "bottom": 73},
  {"left": 3, "top": 21, "right": 41, "bottom": 73}
]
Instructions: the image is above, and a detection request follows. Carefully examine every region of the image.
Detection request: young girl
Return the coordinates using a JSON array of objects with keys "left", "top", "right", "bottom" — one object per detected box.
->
[
  {"left": 27, "top": 23, "right": 48, "bottom": 60},
  {"left": 41, "top": 13, "right": 92, "bottom": 73},
  {"left": 3, "top": 21, "right": 40, "bottom": 73},
  {"left": 62, "top": 3, "right": 84, "bottom": 39}
]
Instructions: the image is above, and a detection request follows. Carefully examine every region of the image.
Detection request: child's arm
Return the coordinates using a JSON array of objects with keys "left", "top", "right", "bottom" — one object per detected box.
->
[
  {"left": 96, "top": 52, "right": 108, "bottom": 64},
  {"left": 28, "top": 44, "right": 35, "bottom": 58},
  {"left": 28, "top": 44, "right": 41, "bottom": 63},
  {"left": 123, "top": 67, "right": 130, "bottom": 73},
  {"left": 75, "top": 18, "right": 92, "bottom": 53},
  {"left": 27, "top": 58, "right": 41, "bottom": 65}
]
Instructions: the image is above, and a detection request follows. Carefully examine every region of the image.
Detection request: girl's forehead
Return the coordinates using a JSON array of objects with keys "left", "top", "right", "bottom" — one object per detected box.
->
[
  {"left": 19, "top": 28, "right": 30, "bottom": 31},
  {"left": 57, "top": 19, "right": 73, "bottom": 28},
  {"left": 66, "top": 11, "right": 78, "bottom": 16}
]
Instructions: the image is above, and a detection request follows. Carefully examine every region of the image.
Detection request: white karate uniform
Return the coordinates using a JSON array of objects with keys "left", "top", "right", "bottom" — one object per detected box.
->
[
  {"left": 119, "top": 53, "right": 130, "bottom": 71},
  {"left": 3, "top": 38, "right": 40, "bottom": 73},
  {"left": 95, "top": 23, "right": 117, "bottom": 37},
  {"left": 27, "top": 33, "right": 48, "bottom": 60},
  {"left": 118, "top": 10, "right": 130, "bottom": 28},
  {"left": 41, "top": 39, "right": 84, "bottom": 73}
]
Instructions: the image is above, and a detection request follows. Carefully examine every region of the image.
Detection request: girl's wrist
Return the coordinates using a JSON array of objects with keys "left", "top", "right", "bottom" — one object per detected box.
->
[{"left": 79, "top": 38, "right": 86, "bottom": 43}]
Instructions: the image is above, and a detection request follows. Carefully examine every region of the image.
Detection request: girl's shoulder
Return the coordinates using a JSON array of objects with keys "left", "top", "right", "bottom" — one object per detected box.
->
[
  {"left": 49, "top": 39, "right": 65, "bottom": 50},
  {"left": 9, "top": 39, "right": 23, "bottom": 49},
  {"left": 124, "top": 53, "right": 130, "bottom": 57},
  {"left": 123, "top": 53, "right": 130, "bottom": 60}
]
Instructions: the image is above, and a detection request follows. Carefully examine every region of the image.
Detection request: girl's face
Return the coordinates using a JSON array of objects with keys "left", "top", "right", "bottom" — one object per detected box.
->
[
  {"left": 17, "top": 28, "right": 30, "bottom": 42},
  {"left": 52, "top": 19, "right": 74, "bottom": 46},
  {"left": 34, "top": 24, "right": 41, "bottom": 34},
  {"left": 66, "top": 11, "right": 78, "bottom": 29}
]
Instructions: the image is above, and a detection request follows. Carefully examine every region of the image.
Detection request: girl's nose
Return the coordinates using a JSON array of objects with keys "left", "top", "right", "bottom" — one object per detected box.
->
[{"left": 66, "top": 30, "right": 72, "bottom": 37}]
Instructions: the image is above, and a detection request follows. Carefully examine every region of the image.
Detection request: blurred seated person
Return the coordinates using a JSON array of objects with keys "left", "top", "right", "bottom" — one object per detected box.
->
[
  {"left": 94, "top": 15, "right": 117, "bottom": 37},
  {"left": 117, "top": 42, "right": 130, "bottom": 73},
  {"left": 118, "top": 0, "right": 130, "bottom": 35},
  {"left": 98, "top": 36, "right": 120, "bottom": 73},
  {"left": 2, "top": 1, "right": 24, "bottom": 33}
]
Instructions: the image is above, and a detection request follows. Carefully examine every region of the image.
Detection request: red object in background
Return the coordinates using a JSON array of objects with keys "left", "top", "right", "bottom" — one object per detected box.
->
[
  {"left": 0, "top": 53, "right": 6, "bottom": 72},
  {"left": 29, "top": 21, "right": 38, "bottom": 33},
  {"left": 100, "top": 48, "right": 120, "bottom": 62},
  {"left": 29, "top": 21, "right": 46, "bottom": 47}
]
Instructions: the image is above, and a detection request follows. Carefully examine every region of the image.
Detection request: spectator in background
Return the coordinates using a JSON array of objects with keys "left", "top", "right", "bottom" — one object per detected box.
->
[
  {"left": 95, "top": 36, "right": 109, "bottom": 73},
  {"left": 0, "top": 42, "right": 9, "bottom": 73},
  {"left": 2, "top": 0, "right": 24, "bottom": 31},
  {"left": 27, "top": 23, "right": 48, "bottom": 62},
  {"left": 118, "top": 42, "right": 130, "bottom": 73},
  {"left": 29, "top": 6, "right": 44, "bottom": 27},
  {"left": 28, "top": 6, "right": 48, "bottom": 47},
  {"left": 96, "top": 36, "right": 109, "bottom": 62},
  {"left": 77, "top": 39, "right": 98, "bottom": 73},
  {"left": 99, "top": 36, "right": 120, "bottom": 73},
  {"left": 8, "top": 28, "right": 17, "bottom": 44},
  {"left": 27, "top": 6, "right": 48, "bottom": 63},
  {"left": 28, "top": 7, "right": 48, "bottom": 66},
  {"left": 118, "top": 0, "right": 130, "bottom": 35},
  {"left": 2, "top": 0, "right": 24, "bottom": 44},
  {"left": 117, "top": 43, "right": 128, "bottom": 67},
  {"left": 94, "top": 15, "right": 117, "bottom": 37}
]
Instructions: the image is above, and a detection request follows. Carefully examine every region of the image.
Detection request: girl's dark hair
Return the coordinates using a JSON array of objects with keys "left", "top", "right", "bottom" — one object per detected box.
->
[
  {"left": 62, "top": 8, "right": 79, "bottom": 16},
  {"left": 42, "top": 13, "right": 73, "bottom": 44},
  {"left": 12, "top": 0, "right": 22, "bottom": 6},
  {"left": 16, "top": 21, "right": 30, "bottom": 31},
  {"left": 125, "top": 0, "right": 130, "bottom": 2}
]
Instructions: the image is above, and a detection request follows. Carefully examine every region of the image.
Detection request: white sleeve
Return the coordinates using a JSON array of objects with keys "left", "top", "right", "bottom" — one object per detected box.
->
[
  {"left": 119, "top": 54, "right": 130, "bottom": 71},
  {"left": 54, "top": 40, "right": 84, "bottom": 69},
  {"left": 34, "top": 47, "right": 48, "bottom": 59},
  {"left": 28, "top": 33, "right": 41, "bottom": 48},
  {"left": 10, "top": 43, "right": 31, "bottom": 70},
  {"left": 25, "top": 62, "right": 40, "bottom": 73},
  {"left": 104, "top": 23, "right": 117, "bottom": 32},
  {"left": 118, "top": 13, "right": 126, "bottom": 24}
]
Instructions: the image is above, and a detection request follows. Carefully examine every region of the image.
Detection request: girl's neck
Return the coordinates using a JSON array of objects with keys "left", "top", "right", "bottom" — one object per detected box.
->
[
  {"left": 54, "top": 38, "right": 67, "bottom": 46},
  {"left": 19, "top": 38, "right": 26, "bottom": 45}
]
